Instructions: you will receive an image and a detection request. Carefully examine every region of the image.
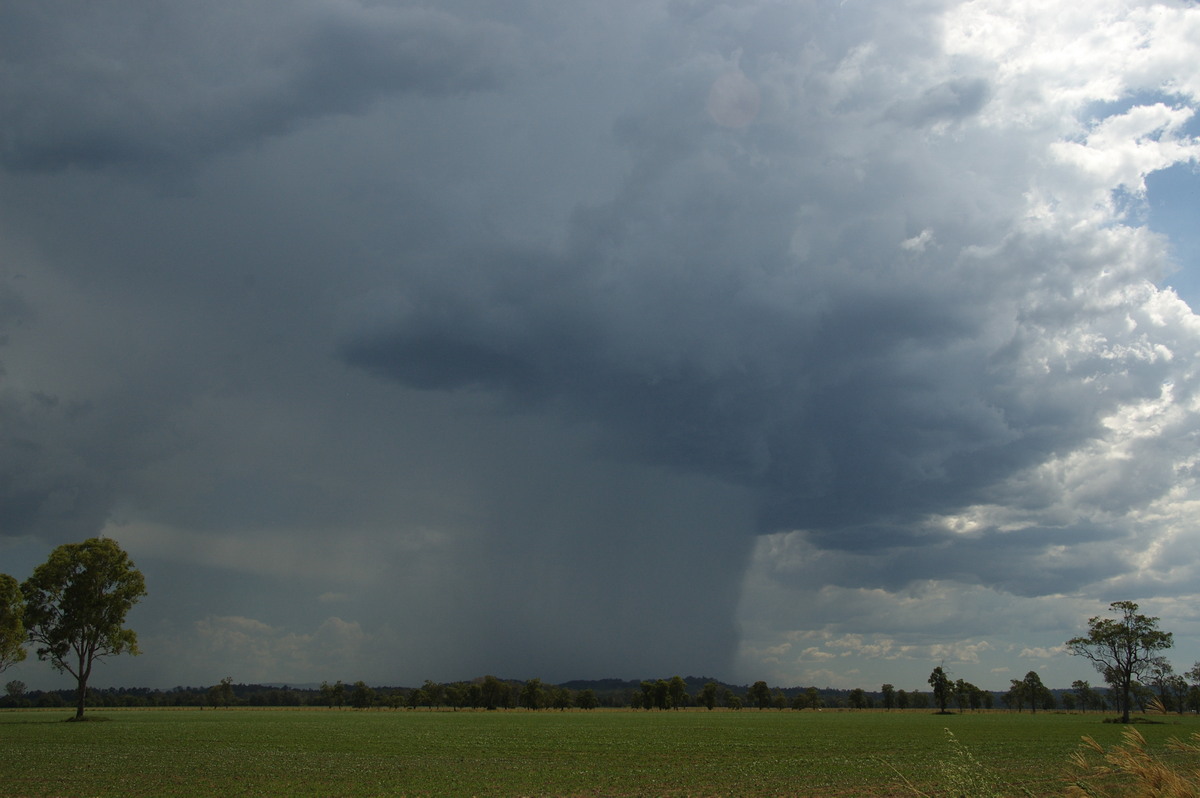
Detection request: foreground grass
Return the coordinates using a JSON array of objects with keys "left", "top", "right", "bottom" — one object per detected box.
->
[{"left": 2, "top": 708, "right": 1196, "bottom": 797}]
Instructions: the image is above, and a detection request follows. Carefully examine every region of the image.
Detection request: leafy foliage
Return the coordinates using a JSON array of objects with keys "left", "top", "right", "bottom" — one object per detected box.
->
[
  {"left": 21, "top": 537, "right": 147, "bottom": 718},
  {"left": 0, "top": 573, "right": 26, "bottom": 673},
  {"left": 929, "top": 666, "right": 952, "bottom": 713},
  {"left": 1066, "top": 601, "right": 1173, "bottom": 724}
]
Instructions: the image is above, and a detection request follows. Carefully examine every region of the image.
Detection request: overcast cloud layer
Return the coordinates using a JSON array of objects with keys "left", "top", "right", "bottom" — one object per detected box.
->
[{"left": 2, "top": 0, "right": 1200, "bottom": 692}]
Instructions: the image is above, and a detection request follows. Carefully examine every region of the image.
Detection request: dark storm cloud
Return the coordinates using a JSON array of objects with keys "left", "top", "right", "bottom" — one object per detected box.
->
[
  {"left": 0, "top": 1, "right": 520, "bottom": 172},
  {"left": 791, "top": 521, "right": 1128, "bottom": 595},
  {"left": 0, "top": 394, "right": 112, "bottom": 540},
  {"left": 337, "top": 203, "right": 1150, "bottom": 546}
]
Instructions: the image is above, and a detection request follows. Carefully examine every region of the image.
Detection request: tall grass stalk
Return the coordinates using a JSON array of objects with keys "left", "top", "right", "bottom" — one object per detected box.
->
[{"left": 1066, "top": 727, "right": 1200, "bottom": 797}]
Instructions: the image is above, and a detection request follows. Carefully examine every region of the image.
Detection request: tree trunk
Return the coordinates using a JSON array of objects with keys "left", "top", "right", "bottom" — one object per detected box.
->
[{"left": 74, "top": 647, "right": 91, "bottom": 720}]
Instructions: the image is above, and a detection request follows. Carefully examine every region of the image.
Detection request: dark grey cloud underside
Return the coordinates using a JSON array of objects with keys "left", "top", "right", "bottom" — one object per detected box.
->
[
  {"left": 0, "top": 2, "right": 519, "bottom": 172},
  {"left": 337, "top": 230, "right": 1135, "bottom": 539}
]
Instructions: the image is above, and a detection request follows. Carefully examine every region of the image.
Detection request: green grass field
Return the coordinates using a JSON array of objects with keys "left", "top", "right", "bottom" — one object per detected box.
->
[{"left": 2, "top": 708, "right": 1196, "bottom": 797}]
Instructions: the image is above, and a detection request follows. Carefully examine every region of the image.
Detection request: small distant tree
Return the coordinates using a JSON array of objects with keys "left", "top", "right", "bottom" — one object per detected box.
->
[
  {"left": 208, "top": 676, "right": 235, "bottom": 708},
  {"left": 576, "top": 689, "right": 599, "bottom": 710},
  {"left": 421, "top": 680, "right": 445, "bottom": 709},
  {"left": 443, "top": 682, "right": 467, "bottom": 710},
  {"left": 480, "top": 675, "right": 510, "bottom": 710},
  {"left": 1066, "top": 601, "right": 1173, "bottom": 723},
  {"left": 519, "top": 678, "right": 544, "bottom": 710},
  {"left": 748, "top": 680, "right": 771, "bottom": 710},
  {"left": 928, "top": 667, "right": 952, "bottom": 713},
  {"left": 1023, "top": 671, "right": 1050, "bottom": 714},
  {"left": 1186, "top": 661, "right": 1200, "bottom": 693},
  {"left": 881, "top": 684, "right": 896, "bottom": 711},
  {"left": 6, "top": 679, "right": 26, "bottom": 703},
  {"left": 848, "top": 688, "right": 868, "bottom": 709},
  {"left": 549, "top": 686, "right": 573, "bottom": 710},
  {"left": 953, "top": 679, "right": 978, "bottom": 712},
  {"left": 698, "top": 681, "right": 718, "bottom": 710},
  {"left": 667, "top": 675, "right": 688, "bottom": 710},
  {"left": 1146, "top": 658, "right": 1187, "bottom": 714},
  {"left": 1188, "top": 685, "right": 1200, "bottom": 715},
  {"left": 22, "top": 538, "right": 148, "bottom": 720},
  {"left": 896, "top": 689, "right": 909, "bottom": 709},
  {"left": 1005, "top": 678, "right": 1027, "bottom": 712},
  {"left": 1164, "top": 674, "right": 1189, "bottom": 715},
  {"left": 1180, "top": 657, "right": 1200, "bottom": 705},
  {"left": 0, "top": 575, "right": 26, "bottom": 673},
  {"left": 1072, "top": 680, "right": 1093, "bottom": 713},
  {"left": 652, "top": 679, "right": 670, "bottom": 710},
  {"left": 320, "top": 680, "right": 345, "bottom": 709},
  {"left": 350, "top": 681, "right": 375, "bottom": 709}
]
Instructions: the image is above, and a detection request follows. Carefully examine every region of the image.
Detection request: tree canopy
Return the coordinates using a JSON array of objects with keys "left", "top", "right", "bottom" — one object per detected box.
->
[
  {"left": 22, "top": 537, "right": 148, "bottom": 719},
  {"left": 748, "top": 680, "right": 771, "bottom": 710},
  {"left": 0, "top": 574, "right": 26, "bottom": 673},
  {"left": 928, "top": 666, "right": 952, "bottom": 713},
  {"left": 1066, "top": 600, "right": 1173, "bottom": 723}
]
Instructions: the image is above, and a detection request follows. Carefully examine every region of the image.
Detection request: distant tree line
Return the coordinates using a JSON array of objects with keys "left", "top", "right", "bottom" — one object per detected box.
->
[
  {"left": 10, "top": 667, "right": 1200, "bottom": 714},
  {"left": 0, "top": 675, "right": 931, "bottom": 711},
  {"left": 0, "top": 675, "right": 973, "bottom": 712},
  {"left": 9, "top": 590, "right": 1199, "bottom": 720}
]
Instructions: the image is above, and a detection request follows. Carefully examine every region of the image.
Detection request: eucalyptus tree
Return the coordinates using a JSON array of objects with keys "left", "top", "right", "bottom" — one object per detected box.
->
[
  {"left": 350, "top": 680, "right": 375, "bottom": 709},
  {"left": 1072, "top": 679, "right": 1096, "bottom": 713},
  {"left": 22, "top": 538, "right": 147, "bottom": 719},
  {"left": 953, "top": 679, "right": 981, "bottom": 712},
  {"left": 667, "top": 675, "right": 688, "bottom": 709},
  {"left": 748, "top": 680, "right": 771, "bottom": 710},
  {"left": 1023, "top": 671, "right": 1051, "bottom": 713},
  {"left": 519, "top": 677, "right": 544, "bottom": 710},
  {"left": 1066, "top": 600, "right": 1173, "bottom": 723},
  {"left": 698, "top": 681, "right": 718, "bottom": 710},
  {"left": 208, "top": 676, "right": 235, "bottom": 708},
  {"left": 928, "top": 666, "right": 952, "bottom": 713}
]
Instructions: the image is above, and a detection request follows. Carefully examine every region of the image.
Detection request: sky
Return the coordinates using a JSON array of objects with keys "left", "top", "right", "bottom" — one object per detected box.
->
[{"left": 2, "top": 0, "right": 1200, "bottom": 695}]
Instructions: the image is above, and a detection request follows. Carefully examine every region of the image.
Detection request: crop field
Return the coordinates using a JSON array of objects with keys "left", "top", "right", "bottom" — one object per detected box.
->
[{"left": 2, "top": 708, "right": 1197, "bottom": 797}]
